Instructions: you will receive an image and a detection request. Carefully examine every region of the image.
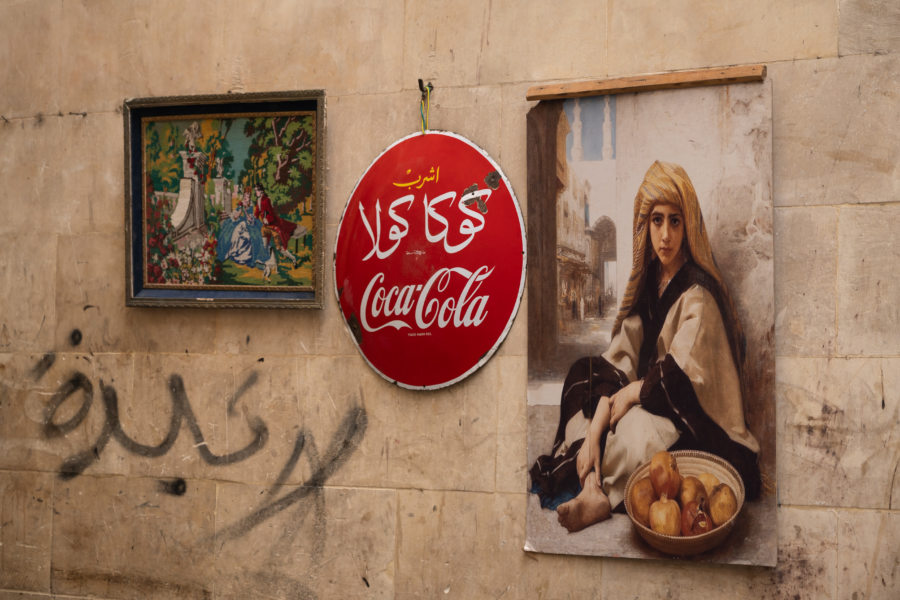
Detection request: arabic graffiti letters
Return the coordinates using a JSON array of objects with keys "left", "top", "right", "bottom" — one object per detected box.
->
[
  {"left": 213, "top": 404, "right": 367, "bottom": 543},
  {"left": 31, "top": 351, "right": 368, "bottom": 547},
  {"left": 35, "top": 357, "right": 267, "bottom": 480}
]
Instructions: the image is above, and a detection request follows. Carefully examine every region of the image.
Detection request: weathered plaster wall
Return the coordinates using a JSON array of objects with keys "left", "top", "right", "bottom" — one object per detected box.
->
[{"left": 0, "top": 0, "right": 897, "bottom": 598}]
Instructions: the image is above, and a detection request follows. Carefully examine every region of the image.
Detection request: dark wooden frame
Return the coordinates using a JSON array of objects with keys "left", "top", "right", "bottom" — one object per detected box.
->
[
  {"left": 526, "top": 65, "right": 766, "bottom": 100},
  {"left": 124, "top": 90, "right": 326, "bottom": 308}
]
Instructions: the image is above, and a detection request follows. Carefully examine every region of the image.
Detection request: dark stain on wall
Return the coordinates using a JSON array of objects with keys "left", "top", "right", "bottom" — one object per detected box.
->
[
  {"left": 159, "top": 478, "right": 187, "bottom": 496},
  {"left": 52, "top": 569, "right": 212, "bottom": 600}
]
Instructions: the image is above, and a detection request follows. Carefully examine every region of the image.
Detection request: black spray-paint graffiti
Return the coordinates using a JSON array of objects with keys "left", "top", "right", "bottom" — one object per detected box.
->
[
  {"left": 211, "top": 406, "right": 368, "bottom": 599},
  {"left": 42, "top": 369, "right": 268, "bottom": 480},
  {"left": 32, "top": 346, "right": 368, "bottom": 547},
  {"left": 214, "top": 404, "right": 366, "bottom": 542},
  {"left": 31, "top": 328, "right": 371, "bottom": 597}
]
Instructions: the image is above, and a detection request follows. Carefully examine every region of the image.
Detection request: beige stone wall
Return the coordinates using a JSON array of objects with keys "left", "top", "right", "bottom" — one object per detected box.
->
[{"left": 0, "top": 0, "right": 897, "bottom": 598}]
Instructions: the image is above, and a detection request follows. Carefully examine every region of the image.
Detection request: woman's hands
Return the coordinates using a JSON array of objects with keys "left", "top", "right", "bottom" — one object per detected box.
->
[
  {"left": 575, "top": 379, "right": 642, "bottom": 488},
  {"left": 577, "top": 396, "right": 610, "bottom": 488},
  {"left": 609, "top": 379, "right": 642, "bottom": 432},
  {"left": 575, "top": 426, "right": 593, "bottom": 487}
]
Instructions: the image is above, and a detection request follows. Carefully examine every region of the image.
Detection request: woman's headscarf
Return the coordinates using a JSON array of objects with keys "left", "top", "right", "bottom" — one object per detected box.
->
[{"left": 612, "top": 161, "right": 746, "bottom": 371}]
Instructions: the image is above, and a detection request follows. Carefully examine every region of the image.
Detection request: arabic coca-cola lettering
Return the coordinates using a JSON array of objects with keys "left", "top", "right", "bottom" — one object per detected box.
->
[
  {"left": 334, "top": 131, "right": 525, "bottom": 389},
  {"left": 358, "top": 187, "right": 492, "bottom": 260}
]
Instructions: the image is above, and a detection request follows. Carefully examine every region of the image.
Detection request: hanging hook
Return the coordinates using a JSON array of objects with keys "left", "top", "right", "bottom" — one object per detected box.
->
[
  {"left": 418, "top": 79, "right": 434, "bottom": 102},
  {"left": 418, "top": 79, "right": 434, "bottom": 134}
]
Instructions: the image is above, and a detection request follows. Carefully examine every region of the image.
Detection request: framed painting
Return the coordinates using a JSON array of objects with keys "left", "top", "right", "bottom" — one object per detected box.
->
[
  {"left": 524, "top": 67, "right": 777, "bottom": 566},
  {"left": 124, "top": 91, "right": 325, "bottom": 308}
]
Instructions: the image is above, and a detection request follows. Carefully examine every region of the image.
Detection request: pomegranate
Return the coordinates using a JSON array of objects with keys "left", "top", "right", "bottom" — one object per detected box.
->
[
  {"left": 649, "top": 495, "right": 681, "bottom": 536},
  {"left": 681, "top": 500, "right": 712, "bottom": 536},
  {"left": 679, "top": 476, "right": 709, "bottom": 512},
  {"left": 709, "top": 483, "right": 738, "bottom": 526},
  {"left": 629, "top": 477, "right": 657, "bottom": 527},
  {"left": 648, "top": 450, "right": 681, "bottom": 499}
]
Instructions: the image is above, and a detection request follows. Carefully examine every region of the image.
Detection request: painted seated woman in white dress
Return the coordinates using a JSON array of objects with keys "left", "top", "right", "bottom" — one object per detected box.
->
[{"left": 529, "top": 161, "right": 761, "bottom": 532}]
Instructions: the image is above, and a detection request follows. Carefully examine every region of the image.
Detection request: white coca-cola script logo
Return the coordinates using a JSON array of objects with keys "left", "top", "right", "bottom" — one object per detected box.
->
[{"left": 360, "top": 266, "right": 493, "bottom": 332}]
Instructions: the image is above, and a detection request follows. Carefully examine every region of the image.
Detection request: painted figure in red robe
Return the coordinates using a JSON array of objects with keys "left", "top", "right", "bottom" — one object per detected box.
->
[{"left": 253, "top": 184, "right": 307, "bottom": 266}]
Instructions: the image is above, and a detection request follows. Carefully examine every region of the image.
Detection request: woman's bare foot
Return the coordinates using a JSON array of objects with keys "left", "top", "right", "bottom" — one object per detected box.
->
[{"left": 556, "top": 471, "right": 611, "bottom": 532}]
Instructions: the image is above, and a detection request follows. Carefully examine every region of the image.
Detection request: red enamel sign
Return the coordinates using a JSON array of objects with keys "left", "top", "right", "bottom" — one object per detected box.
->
[{"left": 334, "top": 131, "right": 526, "bottom": 389}]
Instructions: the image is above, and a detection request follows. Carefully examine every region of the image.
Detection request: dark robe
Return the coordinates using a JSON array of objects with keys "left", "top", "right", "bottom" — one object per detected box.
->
[{"left": 530, "top": 262, "right": 761, "bottom": 511}]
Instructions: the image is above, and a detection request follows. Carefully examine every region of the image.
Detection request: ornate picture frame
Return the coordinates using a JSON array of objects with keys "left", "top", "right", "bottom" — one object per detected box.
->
[{"left": 124, "top": 91, "right": 325, "bottom": 308}]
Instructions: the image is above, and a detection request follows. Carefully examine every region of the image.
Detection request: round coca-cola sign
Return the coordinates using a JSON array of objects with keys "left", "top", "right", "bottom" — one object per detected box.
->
[{"left": 334, "top": 131, "right": 525, "bottom": 389}]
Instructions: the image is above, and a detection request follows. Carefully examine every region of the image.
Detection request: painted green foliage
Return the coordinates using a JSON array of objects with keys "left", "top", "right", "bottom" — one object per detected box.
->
[
  {"left": 143, "top": 119, "right": 236, "bottom": 195},
  {"left": 242, "top": 115, "right": 316, "bottom": 212},
  {"left": 144, "top": 122, "right": 182, "bottom": 192}
]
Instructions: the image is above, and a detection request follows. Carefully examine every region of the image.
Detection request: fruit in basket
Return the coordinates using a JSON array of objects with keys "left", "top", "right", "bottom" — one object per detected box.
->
[
  {"left": 697, "top": 472, "right": 720, "bottom": 496},
  {"left": 629, "top": 477, "right": 658, "bottom": 527},
  {"left": 648, "top": 450, "right": 682, "bottom": 499},
  {"left": 681, "top": 500, "right": 712, "bottom": 536},
  {"left": 709, "top": 483, "right": 738, "bottom": 526},
  {"left": 649, "top": 495, "right": 681, "bottom": 536},
  {"left": 679, "top": 476, "right": 709, "bottom": 511}
]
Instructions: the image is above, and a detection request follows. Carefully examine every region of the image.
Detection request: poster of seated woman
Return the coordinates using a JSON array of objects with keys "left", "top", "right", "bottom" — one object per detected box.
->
[{"left": 525, "top": 81, "right": 776, "bottom": 566}]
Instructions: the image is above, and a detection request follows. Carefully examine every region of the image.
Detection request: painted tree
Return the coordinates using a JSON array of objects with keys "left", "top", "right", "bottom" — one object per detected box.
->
[
  {"left": 144, "top": 122, "right": 183, "bottom": 193},
  {"left": 196, "top": 119, "right": 236, "bottom": 184},
  {"left": 242, "top": 115, "right": 315, "bottom": 211}
]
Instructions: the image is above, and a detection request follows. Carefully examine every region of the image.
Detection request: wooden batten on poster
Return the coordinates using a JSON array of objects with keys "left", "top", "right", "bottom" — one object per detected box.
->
[{"left": 526, "top": 64, "right": 766, "bottom": 101}]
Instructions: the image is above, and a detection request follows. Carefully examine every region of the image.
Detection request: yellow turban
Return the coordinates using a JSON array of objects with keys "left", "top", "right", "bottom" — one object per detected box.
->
[{"left": 612, "top": 161, "right": 745, "bottom": 370}]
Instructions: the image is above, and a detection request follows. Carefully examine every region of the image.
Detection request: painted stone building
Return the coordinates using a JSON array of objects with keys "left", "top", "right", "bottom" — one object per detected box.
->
[{"left": 555, "top": 97, "right": 619, "bottom": 345}]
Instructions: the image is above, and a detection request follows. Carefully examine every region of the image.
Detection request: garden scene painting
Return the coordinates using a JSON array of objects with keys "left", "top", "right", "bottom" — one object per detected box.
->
[{"left": 141, "top": 112, "right": 316, "bottom": 291}]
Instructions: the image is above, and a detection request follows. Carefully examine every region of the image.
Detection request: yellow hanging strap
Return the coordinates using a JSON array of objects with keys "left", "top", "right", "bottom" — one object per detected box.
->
[{"left": 419, "top": 79, "right": 433, "bottom": 134}]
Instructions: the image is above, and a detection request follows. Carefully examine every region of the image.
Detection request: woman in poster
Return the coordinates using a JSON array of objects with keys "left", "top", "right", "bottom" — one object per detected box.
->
[{"left": 529, "top": 161, "right": 761, "bottom": 533}]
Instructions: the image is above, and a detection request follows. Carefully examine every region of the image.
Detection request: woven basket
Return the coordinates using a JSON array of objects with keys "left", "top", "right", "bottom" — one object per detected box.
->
[{"left": 623, "top": 450, "right": 745, "bottom": 556}]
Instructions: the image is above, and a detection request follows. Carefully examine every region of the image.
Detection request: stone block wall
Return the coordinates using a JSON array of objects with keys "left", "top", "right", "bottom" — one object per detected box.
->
[{"left": 0, "top": 1, "right": 897, "bottom": 598}]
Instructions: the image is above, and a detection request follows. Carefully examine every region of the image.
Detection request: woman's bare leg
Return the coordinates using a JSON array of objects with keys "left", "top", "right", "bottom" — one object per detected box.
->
[{"left": 556, "top": 471, "right": 611, "bottom": 532}]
